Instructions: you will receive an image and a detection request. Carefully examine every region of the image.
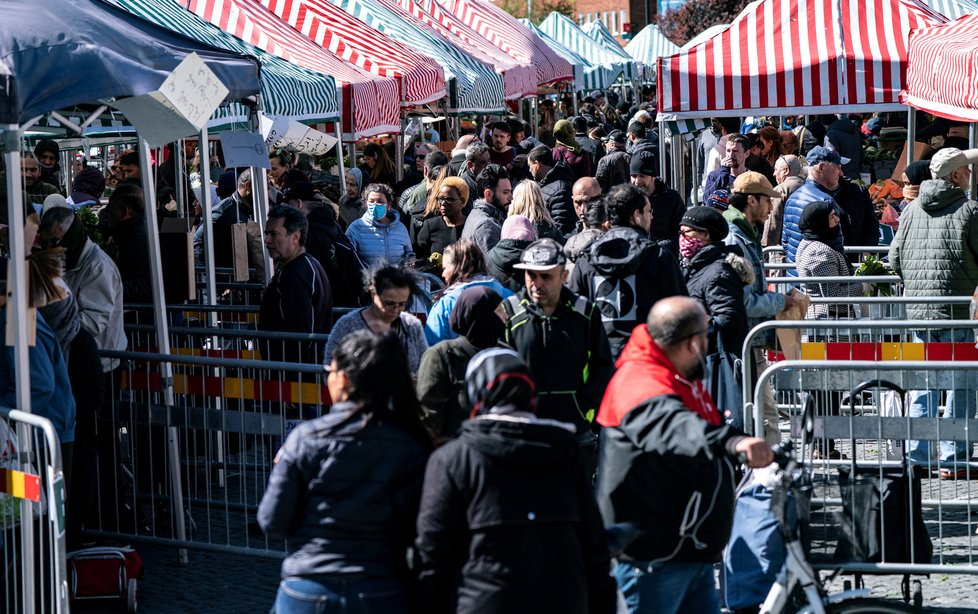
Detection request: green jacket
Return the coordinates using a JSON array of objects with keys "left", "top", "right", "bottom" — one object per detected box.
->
[{"left": 889, "top": 178, "right": 978, "bottom": 320}]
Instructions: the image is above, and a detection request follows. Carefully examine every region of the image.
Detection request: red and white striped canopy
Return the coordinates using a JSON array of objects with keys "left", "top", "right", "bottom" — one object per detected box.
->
[
  {"left": 434, "top": 0, "right": 573, "bottom": 87},
  {"left": 657, "top": 0, "right": 946, "bottom": 119},
  {"left": 903, "top": 12, "right": 978, "bottom": 120},
  {"left": 256, "top": 0, "right": 448, "bottom": 107},
  {"left": 183, "top": 0, "right": 402, "bottom": 140},
  {"left": 395, "top": 0, "right": 537, "bottom": 99}
]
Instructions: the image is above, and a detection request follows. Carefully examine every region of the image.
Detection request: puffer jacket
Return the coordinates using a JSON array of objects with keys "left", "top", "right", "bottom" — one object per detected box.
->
[
  {"left": 568, "top": 225, "right": 687, "bottom": 359},
  {"left": 889, "top": 179, "right": 978, "bottom": 320},
  {"left": 345, "top": 209, "right": 415, "bottom": 267},
  {"left": 782, "top": 180, "right": 841, "bottom": 264},
  {"left": 461, "top": 198, "right": 507, "bottom": 255},
  {"left": 595, "top": 149, "right": 630, "bottom": 192},
  {"left": 257, "top": 403, "right": 429, "bottom": 582},
  {"left": 723, "top": 207, "right": 784, "bottom": 346},
  {"left": 595, "top": 324, "right": 742, "bottom": 564},
  {"left": 415, "top": 416, "right": 617, "bottom": 614},
  {"left": 539, "top": 162, "right": 578, "bottom": 236},
  {"left": 682, "top": 243, "right": 750, "bottom": 356}
]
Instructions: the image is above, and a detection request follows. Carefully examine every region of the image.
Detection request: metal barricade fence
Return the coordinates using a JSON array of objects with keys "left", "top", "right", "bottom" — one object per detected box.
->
[
  {"left": 87, "top": 336, "right": 329, "bottom": 560},
  {"left": 753, "top": 360, "right": 978, "bottom": 577},
  {"left": 1, "top": 407, "right": 69, "bottom": 613}
]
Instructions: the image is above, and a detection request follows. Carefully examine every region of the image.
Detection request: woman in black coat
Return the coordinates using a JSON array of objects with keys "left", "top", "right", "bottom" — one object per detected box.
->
[{"left": 414, "top": 348, "right": 617, "bottom": 614}]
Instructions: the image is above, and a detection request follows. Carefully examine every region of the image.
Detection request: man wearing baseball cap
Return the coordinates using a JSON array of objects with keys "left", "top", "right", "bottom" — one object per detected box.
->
[
  {"left": 501, "top": 238, "right": 613, "bottom": 477},
  {"left": 781, "top": 145, "right": 878, "bottom": 264},
  {"left": 595, "top": 130, "right": 630, "bottom": 192},
  {"left": 890, "top": 147, "right": 978, "bottom": 479}
]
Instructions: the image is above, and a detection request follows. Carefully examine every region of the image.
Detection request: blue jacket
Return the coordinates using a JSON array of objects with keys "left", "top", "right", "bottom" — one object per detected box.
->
[
  {"left": 0, "top": 310, "right": 76, "bottom": 443},
  {"left": 423, "top": 277, "right": 513, "bottom": 346},
  {"left": 782, "top": 180, "right": 843, "bottom": 264},
  {"left": 345, "top": 210, "right": 414, "bottom": 267}
]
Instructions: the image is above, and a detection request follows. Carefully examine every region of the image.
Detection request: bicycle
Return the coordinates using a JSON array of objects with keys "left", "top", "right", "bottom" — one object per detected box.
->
[{"left": 757, "top": 439, "right": 917, "bottom": 613}]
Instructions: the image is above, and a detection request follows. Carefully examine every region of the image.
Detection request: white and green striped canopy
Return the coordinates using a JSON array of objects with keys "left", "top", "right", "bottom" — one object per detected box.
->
[
  {"left": 541, "top": 13, "right": 636, "bottom": 82},
  {"left": 108, "top": 0, "right": 339, "bottom": 127},
  {"left": 624, "top": 25, "right": 679, "bottom": 83},
  {"left": 922, "top": 0, "right": 978, "bottom": 19},
  {"left": 328, "top": 0, "right": 504, "bottom": 113},
  {"left": 524, "top": 18, "right": 622, "bottom": 90}
]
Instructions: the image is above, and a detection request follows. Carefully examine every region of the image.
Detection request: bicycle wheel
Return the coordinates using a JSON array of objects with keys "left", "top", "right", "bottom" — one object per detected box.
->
[{"left": 825, "top": 597, "right": 919, "bottom": 613}]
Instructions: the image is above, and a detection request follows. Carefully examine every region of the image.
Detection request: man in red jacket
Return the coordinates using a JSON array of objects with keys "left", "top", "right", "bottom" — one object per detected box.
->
[{"left": 595, "top": 296, "right": 772, "bottom": 614}]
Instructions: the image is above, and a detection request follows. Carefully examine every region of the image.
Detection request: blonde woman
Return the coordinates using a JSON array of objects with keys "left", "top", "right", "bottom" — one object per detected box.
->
[{"left": 509, "top": 180, "right": 563, "bottom": 243}]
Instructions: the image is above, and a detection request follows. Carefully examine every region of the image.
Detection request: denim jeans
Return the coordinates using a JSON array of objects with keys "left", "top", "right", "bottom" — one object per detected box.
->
[
  {"left": 272, "top": 577, "right": 408, "bottom": 614},
  {"left": 614, "top": 560, "right": 721, "bottom": 614},
  {"left": 907, "top": 329, "right": 977, "bottom": 466}
]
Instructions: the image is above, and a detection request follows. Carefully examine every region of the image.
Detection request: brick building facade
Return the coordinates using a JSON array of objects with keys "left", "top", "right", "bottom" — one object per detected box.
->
[{"left": 574, "top": 0, "right": 654, "bottom": 42}]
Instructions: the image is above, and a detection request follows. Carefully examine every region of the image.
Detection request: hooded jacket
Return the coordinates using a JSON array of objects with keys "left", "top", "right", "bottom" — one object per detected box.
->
[
  {"left": 723, "top": 207, "right": 785, "bottom": 342},
  {"left": 415, "top": 416, "right": 617, "bottom": 614},
  {"left": 568, "top": 225, "right": 687, "bottom": 359},
  {"left": 889, "top": 178, "right": 978, "bottom": 320},
  {"left": 595, "top": 324, "right": 741, "bottom": 564},
  {"left": 64, "top": 238, "right": 126, "bottom": 373},
  {"left": 258, "top": 403, "right": 429, "bottom": 583},
  {"left": 538, "top": 162, "right": 578, "bottom": 236},
  {"left": 424, "top": 277, "right": 513, "bottom": 346},
  {"left": 682, "top": 243, "right": 750, "bottom": 356},
  {"left": 461, "top": 198, "right": 507, "bottom": 255},
  {"left": 486, "top": 238, "right": 531, "bottom": 293},
  {"left": 345, "top": 209, "right": 414, "bottom": 267}
]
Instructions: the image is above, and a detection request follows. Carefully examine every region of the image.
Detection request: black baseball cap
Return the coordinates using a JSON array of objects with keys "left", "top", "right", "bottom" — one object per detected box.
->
[
  {"left": 513, "top": 238, "right": 567, "bottom": 271},
  {"left": 283, "top": 181, "right": 320, "bottom": 203},
  {"left": 602, "top": 130, "right": 626, "bottom": 144}
]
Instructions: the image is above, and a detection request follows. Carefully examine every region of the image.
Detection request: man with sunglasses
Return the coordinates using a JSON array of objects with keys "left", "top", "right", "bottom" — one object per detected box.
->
[{"left": 596, "top": 296, "right": 773, "bottom": 614}]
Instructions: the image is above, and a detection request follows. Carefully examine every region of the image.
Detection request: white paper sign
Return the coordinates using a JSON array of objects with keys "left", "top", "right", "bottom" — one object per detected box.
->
[
  {"left": 219, "top": 132, "right": 270, "bottom": 169},
  {"left": 261, "top": 114, "right": 338, "bottom": 155},
  {"left": 112, "top": 53, "right": 230, "bottom": 148}
]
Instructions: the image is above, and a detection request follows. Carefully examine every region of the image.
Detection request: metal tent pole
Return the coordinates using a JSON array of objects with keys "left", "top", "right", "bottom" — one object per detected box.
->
[
  {"left": 335, "top": 123, "right": 347, "bottom": 199},
  {"left": 248, "top": 109, "right": 272, "bottom": 284},
  {"left": 174, "top": 140, "right": 186, "bottom": 217},
  {"left": 137, "top": 137, "right": 189, "bottom": 566},
  {"left": 658, "top": 120, "right": 667, "bottom": 179},
  {"left": 971, "top": 123, "right": 977, "bottom": 197},
  {"left": 3, "top": 126, "right": 36, "bottom": 613},
  {"left": 906, "top": 108, "right": 916, "bottom": 166}
]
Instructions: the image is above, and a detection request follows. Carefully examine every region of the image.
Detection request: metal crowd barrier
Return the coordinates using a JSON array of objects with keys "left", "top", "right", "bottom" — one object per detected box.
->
[
  {"left": 1, "top": 408, "right": 69, "bottom": 613},
  {"left": 753, "top": 360, "right": 978, "bottom": 578},
  {"left": 86, "top": 332, "right": 331, "bottom": 559}
]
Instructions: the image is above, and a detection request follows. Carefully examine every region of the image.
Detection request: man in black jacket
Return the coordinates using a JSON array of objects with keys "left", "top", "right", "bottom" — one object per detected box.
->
[
  {"left": 259, "top": 205, "right": 332, "bottom": 365},
  {"left": 528, "top": 145, "right": 577, "bottom": 236},
  {"left": 104, "top": 183, "right": 152, "bottom": 305},
  {"left": 569, "top": 184, "right": 686, "bottom": 359},
  {"left": 502, "top": 239, "right": 614, "bottom": 475},
  {"left": 596, "top": 296, "right": 772, "bottom": 614},
  {"left": 629, "top": 151, "right": 687, "bottom": 255},
  {"left": 595, "top": 129, "right": 630, "bottom": 192}
]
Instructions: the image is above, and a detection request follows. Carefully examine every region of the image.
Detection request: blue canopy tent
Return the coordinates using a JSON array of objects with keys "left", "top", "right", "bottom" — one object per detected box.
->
[{"left": 0, "top": 3, "right": 260, "bottom": 601}]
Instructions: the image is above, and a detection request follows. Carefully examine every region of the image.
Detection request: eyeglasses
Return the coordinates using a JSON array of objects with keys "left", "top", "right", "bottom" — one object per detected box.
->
[{"left": 436, "top": 196, "right": 459, "bottom": 204}]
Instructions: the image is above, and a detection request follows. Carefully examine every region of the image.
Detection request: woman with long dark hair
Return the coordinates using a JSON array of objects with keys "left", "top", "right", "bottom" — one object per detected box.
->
[{"left": 259, "top": 330, "right": 433, "bottom": 613}]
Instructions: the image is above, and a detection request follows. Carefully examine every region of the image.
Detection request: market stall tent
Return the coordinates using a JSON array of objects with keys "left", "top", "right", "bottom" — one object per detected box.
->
[
  {"left": 256, "top": 0, "right": 447, "bottom": 107},
  {"left": 110, "top": 0, "right": 339, "bottom": 126},
  {"left": 437, "top": 0, "right": 573, "bottom": 87},
  {"left": 519, "top": 19, "right": 590, "bottom": 91},
  {"left": 625, "top": 24, "right": 680, "bottom": 82},
  {"left": 922, "top": 0, "right": 978, "bottom": 20},
  {"left": 539, "top": 12, "right": 634, "bottom": 83},
  {"left": 184, "top": 0, "right": 403, "bottom": 139},
  {"left": 657, "top": 0, "right": 946, "bottom": 121},
  {"left": 405, "top": 0, "right": 537, "bottom": 98},
  {"left": 903, "top": 11, "right": 978, "bottom": 120}
]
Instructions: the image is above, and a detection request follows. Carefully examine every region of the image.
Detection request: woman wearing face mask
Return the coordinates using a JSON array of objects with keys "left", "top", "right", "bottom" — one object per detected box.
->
[
  {"left": 338, "top": 168, "right": 365, "bottom": 229},
  {"left": 345, "top": 183, "right": 415, "bottom": 268},
  {"left": 416, "top": 286, "right": 506, "bottom": 440},
  {"left": 678, "top": 206, "right": 750, "bottom": 358},
  {"left": 323, "top": 264, "right": 428, "bottom": 375},
  {"left": 259, "top": 329, "right": 433, "bottom": 614}
]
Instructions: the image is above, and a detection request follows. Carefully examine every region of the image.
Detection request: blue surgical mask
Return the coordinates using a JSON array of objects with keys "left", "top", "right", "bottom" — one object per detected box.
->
[{"left": 368, "top": 203, "right": 387, "bottom": 221}]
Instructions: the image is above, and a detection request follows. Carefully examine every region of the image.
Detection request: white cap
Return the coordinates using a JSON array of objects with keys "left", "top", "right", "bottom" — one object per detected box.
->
[{"left": 929, "top": 147, "right": 978, "bottom": 179}]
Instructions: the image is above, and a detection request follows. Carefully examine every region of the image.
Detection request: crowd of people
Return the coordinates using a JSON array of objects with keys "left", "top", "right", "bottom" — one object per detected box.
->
[{"left": 6, "top": 90, "right": 978, "bottom": 613}]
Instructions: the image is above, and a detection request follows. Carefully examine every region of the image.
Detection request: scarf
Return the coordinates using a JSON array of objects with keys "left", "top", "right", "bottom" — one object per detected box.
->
[
  {"left": 466, "top": 347, "right": 536, "bottom": 416},
  {"left": 553, "top": 120, "right": 580, "bottom": 153},
  {"left": 679, "top": 234, "right": 706, "bottom": 260},
  {"left": 798, "top": 200, "right": 845, "bottom": 254},
  {"left": 449, "top": 285, "right": 504, "bottom": 349}
]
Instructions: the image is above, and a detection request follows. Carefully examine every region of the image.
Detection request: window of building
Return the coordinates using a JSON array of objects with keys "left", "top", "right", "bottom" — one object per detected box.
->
[{"left": 610, "top": 10, "right": 618, "bottom": 34}]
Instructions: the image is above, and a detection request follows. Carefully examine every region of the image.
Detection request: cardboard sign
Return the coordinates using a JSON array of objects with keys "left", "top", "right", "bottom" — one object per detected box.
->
[
  {"left": 113, "top": 53, "right": 230, "bottom": 148},
  {"left": 219, "top": 132, "right": 270, "bottom": 169},
  {"left": 261, "top": 115, "right": 338, "bottom": 155}
]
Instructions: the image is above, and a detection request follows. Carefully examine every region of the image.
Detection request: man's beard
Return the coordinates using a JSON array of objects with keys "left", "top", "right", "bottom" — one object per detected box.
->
[{"left": 687, "top": 348, "right": 708, "bottom": 381}]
